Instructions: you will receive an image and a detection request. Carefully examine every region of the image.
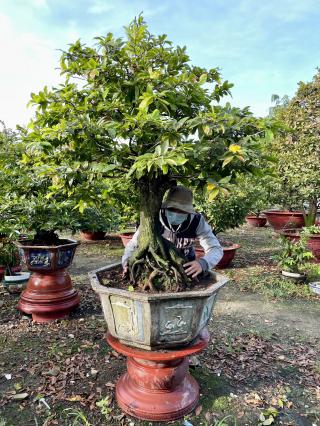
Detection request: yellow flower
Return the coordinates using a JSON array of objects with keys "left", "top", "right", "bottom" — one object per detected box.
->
[{"left": 229, "top": 144, "right": 242, "bottom": 153}]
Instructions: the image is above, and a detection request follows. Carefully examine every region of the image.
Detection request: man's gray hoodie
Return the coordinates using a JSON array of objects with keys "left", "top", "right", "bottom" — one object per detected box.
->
[{"left": 122, "top": 211, "right": 223, "bottom": 272}]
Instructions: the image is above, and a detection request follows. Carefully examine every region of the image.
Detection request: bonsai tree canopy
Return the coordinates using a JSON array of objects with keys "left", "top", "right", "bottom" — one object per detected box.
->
[{"left": 21, "top": 16, "right": 273, "bottom": 291}]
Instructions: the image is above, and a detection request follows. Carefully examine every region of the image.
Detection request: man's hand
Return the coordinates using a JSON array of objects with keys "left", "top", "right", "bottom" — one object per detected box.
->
[
  {"left": 122, "top": 265, "right": 129, "bottom": 278},
  {"left": 183, "top": 260, "right": 203, "bottom": 278}
]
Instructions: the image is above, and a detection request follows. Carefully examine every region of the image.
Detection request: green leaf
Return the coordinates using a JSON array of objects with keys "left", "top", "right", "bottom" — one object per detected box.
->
[
  {"left": 208, "top": 188, "right": 220, "bottom": 201},
  {"left": 199, "top": 73, "right": 207, "bottom": 84},
  {"left": 160, "top": 140, "right": 169, "bottom": 154},
  {"left": 161, "top": 164, "right": 168, "bottom": 174},
  {"left": 155, "top": 145, "right": 161, "bottom": 155},
  {"left": 176, "top": 117, "right": 189, "bottom": 130},
  {"left": 222, "top": 156, "right": 234, "bottom": 168},
  {"left": 203, "top": 125, "right": 211, "bottom": 135},
  {"left": 174, "top": 157, "right": 188, "bottom": 165},
  {"left": 139, "top": 94, "right": 153, "bottom": 110}
]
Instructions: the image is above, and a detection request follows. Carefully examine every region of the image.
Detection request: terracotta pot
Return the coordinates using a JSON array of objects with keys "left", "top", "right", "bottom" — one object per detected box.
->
[
  {"left": 245, "top": 215, "right": 267, "bottom": 227},
  {"left": 119, "top": 232, "right": 135, "bottom": 247},
  {"left": 280, "top": 229, "right": 301, "bottom": 242},
  {"left": 308, "top": 234, "right": 320, "bottom": 262},
  {"left": 0, "top": 265, "right": 21, "bottom": 280},
  {"left": 281, "top": 230, "right": 320, "bottom": 263},
  {"left": 16, "top": 239, "right": 80, "bottom": 322},
  {"left": 104, "top": 233, "right": 123, "bottom": 246},
  {"left": 106, "top": 329, "right": 209, "bottom": 421},
  {"left": 264, "top": 210, "right": 305, "bottom": 231},
  {"left": 80, "top": 230, "right": 106, "bottom": 241},
  {"left": 195, "top": 243, "right": 240, "bottom": 269},
  {"left": 89, "top": 262, "right": 228, "bottom": 350}
]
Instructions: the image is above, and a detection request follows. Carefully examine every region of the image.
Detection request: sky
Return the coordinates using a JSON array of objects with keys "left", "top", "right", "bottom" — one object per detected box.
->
[{"left": 1, "top": 0, "right": 320, "bottom": 129}]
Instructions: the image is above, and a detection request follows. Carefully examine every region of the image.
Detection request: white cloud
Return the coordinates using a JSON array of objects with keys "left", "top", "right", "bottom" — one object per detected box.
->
[
  {"left": 31, "top": 0, "right": 50, "bottom": 10},
  {"left": 65, "top": 20, "right": 81, "bottom": 42},
  {"left": 0, "top": 13, "right": 60, "bottom": 129},
  {"left": 87, "top": 0, "right": 114, "bottom": 14},
  {"left": 243, "top": 0, "right": 318, "bottom": 23}
]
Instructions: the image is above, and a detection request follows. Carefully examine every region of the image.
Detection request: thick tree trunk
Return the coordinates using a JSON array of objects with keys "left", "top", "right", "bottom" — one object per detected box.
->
[
  {"left": 128, "top": 178, "right": 190, "bottom": 292},
  {"left": 304, "top": 198, "right": 318, "bottom": 226}
]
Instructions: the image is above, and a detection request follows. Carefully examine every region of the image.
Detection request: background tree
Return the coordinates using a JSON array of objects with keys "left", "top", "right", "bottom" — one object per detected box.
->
[
  {"left": 20, "top": 16, "right": 272, "bottom": 291},
  {"left": 195, "top": 185, "right": 254, "bottom": 235},
  {"left": 271, "top": 72, "right": 320, "bottom": 224}
]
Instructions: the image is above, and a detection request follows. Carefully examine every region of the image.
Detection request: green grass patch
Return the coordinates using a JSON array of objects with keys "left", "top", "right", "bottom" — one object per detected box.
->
[{"left": 229, "top": 268, "right": 314, "bottom": 300}]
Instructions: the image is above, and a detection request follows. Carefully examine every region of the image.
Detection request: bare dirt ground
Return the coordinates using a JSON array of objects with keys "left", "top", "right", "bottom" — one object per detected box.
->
[{"left": 0, "top": 226, "right": 319, "bottom": 426}]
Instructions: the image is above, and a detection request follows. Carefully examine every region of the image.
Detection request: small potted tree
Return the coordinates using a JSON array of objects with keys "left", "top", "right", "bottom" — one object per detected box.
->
[
  {"left": 78, "top": 207, "right": 120, "bottom": 241},
  {"left": 0, "top": 237, "right": 25, "bottom": 291},
  {"left": 275, "top": 234, "right": 314, "bottom": 281},
  {"left": 243, "top": 178, "right": 271, "bottom": 227},
  {"left": 281, "top": 225, "right": 320, "bottom": 263},
  {"left": 194, "top": 187, "right": 253, "bottom": 267},
  {"left": 14, "top": 197, "right": 80, "bottom": 322},
  {"left": 262, "top": 181, "right": 305, "bottom": 230}
]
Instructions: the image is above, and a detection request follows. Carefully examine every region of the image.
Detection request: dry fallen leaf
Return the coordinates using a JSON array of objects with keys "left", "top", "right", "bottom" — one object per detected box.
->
[
  {"left": 195, "top": 404, "right": 202, "bottom": 416},
  {"left": 12, "top": 393, "right": 29, "bottom": 400},
  {"left": 65, "top": 395, "right": 84, "bottom": 402}
]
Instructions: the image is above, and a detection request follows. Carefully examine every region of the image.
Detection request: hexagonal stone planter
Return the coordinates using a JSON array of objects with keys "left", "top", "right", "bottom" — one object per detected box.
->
[{"left": 89, "top": 262, "right": 228, "bottom": 350}]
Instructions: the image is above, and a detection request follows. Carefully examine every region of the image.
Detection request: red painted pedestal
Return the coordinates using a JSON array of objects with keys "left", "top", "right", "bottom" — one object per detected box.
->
[
  {"left": 18, "top": 270, "right": 79, "bottom": 323},
  {"left": 106, "top": 328, "right": 210, "bottom": 422}
]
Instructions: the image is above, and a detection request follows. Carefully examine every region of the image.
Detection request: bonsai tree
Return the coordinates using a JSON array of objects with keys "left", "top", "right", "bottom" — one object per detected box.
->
[
  {"left": 0, "top": 237, "right": 20, "bottom": 270},
  {"left": 0, "top": 122, "right": 25, "bottom": 238},
  {"left": 17, "top": 196, "right": 80, "bottom": 244},
  {"left": 75, "top": 206, "right": 120, "bottom": 233},
  {"left": 270, "top": 72, "right": 320, "bottom": 224},
  {"left": 195, "top": 185, "right": 254, "bottom": 235},
  {"left": 20, "top": 16, "right": 272, "bottom": 291},
  {"left": 275, "top": 231, "right": 314, "bottom": 274}
]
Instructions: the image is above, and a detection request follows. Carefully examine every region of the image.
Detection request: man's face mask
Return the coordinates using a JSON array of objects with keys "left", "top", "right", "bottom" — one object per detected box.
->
[{"left": 165, "top": 210, "right": 188, "bottom": 225}]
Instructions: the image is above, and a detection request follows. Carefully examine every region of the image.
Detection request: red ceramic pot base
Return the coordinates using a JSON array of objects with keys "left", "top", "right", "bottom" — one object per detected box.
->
[
  {"left": 106, "top": 329, "right": 209, "bottom": 422},
  {"left": 116, "top": 369, "right": 198, "bottom": 421},
  {"left": 18, "top": 270, "right": 79, "bottom": 323}
]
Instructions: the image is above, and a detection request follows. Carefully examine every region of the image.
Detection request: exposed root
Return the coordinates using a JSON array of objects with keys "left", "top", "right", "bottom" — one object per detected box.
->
[
  {"left": 130, "top": 258, "right": 145, "bottom": 283},
  {"left": 142, "top": 269, "right": 161, "bottom": 291},
  {"left": 128, "top": 235, "right": 195, "bottom": 292}
]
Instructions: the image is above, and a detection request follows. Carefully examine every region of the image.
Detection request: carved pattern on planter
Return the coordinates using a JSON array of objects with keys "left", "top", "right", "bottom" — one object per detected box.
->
[
  {"left": 110, "top": 296, "right": 138, "bottom": 337},
  {"left": 29, "top": 250, "right": 51, "bottom": 268},
  {"left": 199, "top": 293, "right": 217, "bottom": 329},
  {"left": 58, "top": 249, "right": 73, "bottom": 267},
  {"left": 160, "top": 304, "right": 193, "bottom": 336}
]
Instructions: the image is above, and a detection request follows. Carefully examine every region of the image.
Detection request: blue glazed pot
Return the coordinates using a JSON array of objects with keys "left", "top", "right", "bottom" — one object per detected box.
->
[{"left": 16, "top": 239, "right": 79, "bottom": 272}]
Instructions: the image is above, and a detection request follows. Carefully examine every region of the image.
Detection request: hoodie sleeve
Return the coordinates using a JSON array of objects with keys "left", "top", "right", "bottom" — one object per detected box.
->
[
  {"left": 121, "top": 228, "right": 140, "bottom": 268},
  {"left": 195, "top": 216, "right": 223, "bottom": 271}
]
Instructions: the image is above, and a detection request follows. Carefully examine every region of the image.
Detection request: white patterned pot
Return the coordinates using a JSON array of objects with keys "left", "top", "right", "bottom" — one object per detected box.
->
[
  {"left": 3, "top": 272, "right": 30, "bottom": 294},
  {"left": 309, "top": 282, "right": 320, "bottom": 295},
  {"left": 89, "top": 262, "right": 228, "bottom": 350}
]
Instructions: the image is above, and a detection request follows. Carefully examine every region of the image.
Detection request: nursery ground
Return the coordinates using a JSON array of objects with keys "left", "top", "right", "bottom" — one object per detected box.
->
[{"left": 0, "top": 225, "right": 319, "bottom": 426}]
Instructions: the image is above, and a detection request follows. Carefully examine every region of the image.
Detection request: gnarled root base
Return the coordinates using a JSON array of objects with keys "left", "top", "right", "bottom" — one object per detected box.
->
[{"left": 128, "top": 236, "right": 194, "bottom": 292}]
